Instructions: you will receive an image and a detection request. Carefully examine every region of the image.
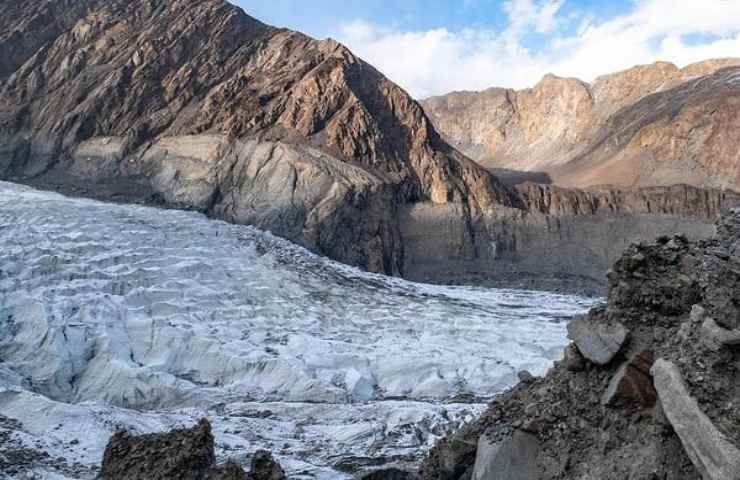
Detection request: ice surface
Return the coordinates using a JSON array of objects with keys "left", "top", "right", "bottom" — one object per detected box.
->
[{"left": 0, "top": 182, "right": 597, "bottom": 478}]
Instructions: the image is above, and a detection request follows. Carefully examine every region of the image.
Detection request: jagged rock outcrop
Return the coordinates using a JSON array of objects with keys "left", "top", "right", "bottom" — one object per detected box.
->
[
  {"left": 0, "top": 0, "right": 515, "bottom": 277},
  {"left": 421, "top": 208, "right": 740, "bottom": 479},
  {"left": 99, "top": 419, "right": 264, "bottom": 480},
  {"left": 2, "top": 0, "right": 739, "bottom": 294},
  {"left": 422, "top": 59, "right": 740, "bottom": 191}
]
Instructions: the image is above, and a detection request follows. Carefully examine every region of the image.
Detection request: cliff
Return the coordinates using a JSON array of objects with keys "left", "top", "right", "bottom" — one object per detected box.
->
[{"left": 422, "top": 59, "right": 740, "bottom": 191}]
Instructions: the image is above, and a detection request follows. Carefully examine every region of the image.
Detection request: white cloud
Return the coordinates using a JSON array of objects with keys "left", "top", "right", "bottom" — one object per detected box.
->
[{"left": 334, "top": 0, "right": 740, "bottom": 98}]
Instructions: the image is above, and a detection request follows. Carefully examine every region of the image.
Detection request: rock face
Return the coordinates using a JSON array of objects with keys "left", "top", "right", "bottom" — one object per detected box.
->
[
  {"left": 422, "top": 59, "right": 740, "bottom": 191},
  {"left": 601, "top": 351, "right": 656, "bottom": 408},
  {"left": 0, "top": 0, "right": 515, "bottom": 277},
  {"left": 99, "top": 419, "right": 255, "bottom": 480},
  {"left": 1, "top": 0, "right": 739, "bottom": 293},
  {"left": 421, "top": 208, "right": 740, "bottom": 479}
]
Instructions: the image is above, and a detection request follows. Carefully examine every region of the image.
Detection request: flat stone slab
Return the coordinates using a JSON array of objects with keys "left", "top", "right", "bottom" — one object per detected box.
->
[
  {"left": 567, "top": 315, "right": 629, "bottom": 365},
  {"left": 472, "top": 430, "right": 540, "bottom": 480},
  {"left": 651, "top": 359, "right": 740, "bottom": 480}
]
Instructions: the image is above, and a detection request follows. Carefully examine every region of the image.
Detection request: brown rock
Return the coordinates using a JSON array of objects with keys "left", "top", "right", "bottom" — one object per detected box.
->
[
  {"left": 99, "top": 419, "right": 249, "bottom": 480},
  {"left": 0, "top": 0, "right": 515, "bottom": 280},
  {"left": 247, "top": 450, "right": 286, "bottom": 480},
  {"left": 602, "top": 351, "right": 657, "bottom": 408},
  {"left": 422, "top": 59, "right": 740, "bottom": 192}
]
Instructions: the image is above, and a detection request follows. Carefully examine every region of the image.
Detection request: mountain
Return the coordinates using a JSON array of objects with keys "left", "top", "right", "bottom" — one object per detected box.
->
[
  {"left": 1, "top": 0, "right": 738, "bottom": 293},
  {"left": 422, "top": 59, "right": 740, "bottom": 190},
  {"left": 0, "top": 0, "right": 515, "bottom": 276}
]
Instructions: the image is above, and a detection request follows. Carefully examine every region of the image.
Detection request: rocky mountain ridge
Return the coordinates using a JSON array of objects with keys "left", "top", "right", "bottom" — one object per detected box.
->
[
  {"left": 1, "top": 0, "right": 739, "bottom": 293},
  {"left": 422, "top": 59, "right": 740, "bottom": 191},
  {"left": 421, "top": 207, "right": 740, "bottom": 479},
  {"left": 0, "top": 0, "right": 515, "bottom": 277}
]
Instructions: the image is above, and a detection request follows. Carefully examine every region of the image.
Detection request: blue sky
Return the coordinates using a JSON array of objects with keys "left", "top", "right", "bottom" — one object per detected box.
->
[
  {"left": 242, "top": 0, "right": 628, "bottom": 40},
  {"left": 236, "top": 0, "right": 740, "bottom": 98}
]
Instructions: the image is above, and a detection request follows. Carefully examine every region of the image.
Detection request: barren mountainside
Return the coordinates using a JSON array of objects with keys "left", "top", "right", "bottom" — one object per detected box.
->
[
  {"left": 422, "top": 59, "right": 740, "bottom": 190},
  {"left": 1, "top": 0, "right": 739, "bottom": 291},
  {"left": 0, "top": 0, "right": 515, "bottom": 275}
]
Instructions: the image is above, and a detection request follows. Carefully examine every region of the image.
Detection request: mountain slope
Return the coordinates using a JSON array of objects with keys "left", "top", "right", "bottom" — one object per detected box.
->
[
  {"left": 1, "top": 0, "right": 738, "bottom": 292},
  {"left": 422, "top": 59, "right": 740, "bottom": 190},
  {"left": 0, "top": 0, "right": 514, "bottom": 275}
]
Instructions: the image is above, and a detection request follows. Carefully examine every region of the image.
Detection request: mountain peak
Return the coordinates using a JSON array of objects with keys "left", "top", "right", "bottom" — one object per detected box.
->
[{"left": 0, "top": 0, "right": 516, "bottom": 276}]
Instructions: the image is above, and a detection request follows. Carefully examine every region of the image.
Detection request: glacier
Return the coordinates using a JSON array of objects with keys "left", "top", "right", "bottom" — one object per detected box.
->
[{"left": 0, "top": 181, "right": 596, "bottom": 479}]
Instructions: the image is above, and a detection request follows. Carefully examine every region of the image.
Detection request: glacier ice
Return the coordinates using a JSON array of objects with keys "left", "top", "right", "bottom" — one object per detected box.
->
[{"left": 0, "top": 181, "right": 597, "bottom": 478}]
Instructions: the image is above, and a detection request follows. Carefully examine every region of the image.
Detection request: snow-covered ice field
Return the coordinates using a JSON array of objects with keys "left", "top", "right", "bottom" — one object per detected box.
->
[{"left": 0, "top": 181, "right": 596, "bottom": 478}]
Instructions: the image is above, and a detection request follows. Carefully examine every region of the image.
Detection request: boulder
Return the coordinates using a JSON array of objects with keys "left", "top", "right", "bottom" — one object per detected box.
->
[
  {"left": 472, "top": 430, "right": 540, "bottom": 480},
  {"left": 567, "top": 315, "right": 629, "bottom": 365},
  {"left": 517, "top": 371, "right": 535, "bottom": 384},
  {"left": 247, "top": 450, "right": 286, "bottom": 480},
  {"left": 701, "top": 318, "right": 740, "bottom": 350},
  {"left": 563, "top": 344, "right": 586, "bottom": 372},
  {"left": 602, "top": 351, "right": 656, "bottom": 407},
  {"left": 99, "top": 419, "right": 249, "bottom": 480},
  {"left": 651, "top": 359, "right": 740, "bottom": 480}
]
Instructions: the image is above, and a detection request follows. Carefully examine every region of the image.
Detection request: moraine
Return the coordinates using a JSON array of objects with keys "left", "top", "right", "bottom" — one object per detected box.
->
[{"left": 0, "top": 181, "right": 596, "bottom": 479}]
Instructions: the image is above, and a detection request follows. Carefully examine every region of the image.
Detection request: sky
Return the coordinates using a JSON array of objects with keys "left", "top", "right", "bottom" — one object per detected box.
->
[{"left": 238, "top": 0, "right": 740, "bottom": 98}]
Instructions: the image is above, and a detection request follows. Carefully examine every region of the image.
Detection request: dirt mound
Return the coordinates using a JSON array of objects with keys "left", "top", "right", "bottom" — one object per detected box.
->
[{"left": 421, "top": 208, "right": 740, "bottom": 479}]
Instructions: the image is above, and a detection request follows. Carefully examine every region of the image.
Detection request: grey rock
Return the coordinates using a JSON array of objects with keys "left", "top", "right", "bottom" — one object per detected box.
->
[
  {"left": 701, "top": 318, "right": 740, "bottom": 350},
  {"left": 563, "top": 343, "right": 586, "bottom": 372},
  {"left": 690, "top": 304, "right": 707, "bottom": 324},
  {"left": 567, "top": 315, "right": 629, "bottom": 366},
  {"left": 472, "top": 430, "right": 540, "bottom": 480},
  {"left": 651, "top": 359, "right": 740, "bottom": 480},
  {"left": 517, "top": 371, "right": 535, "bottom": 384}
]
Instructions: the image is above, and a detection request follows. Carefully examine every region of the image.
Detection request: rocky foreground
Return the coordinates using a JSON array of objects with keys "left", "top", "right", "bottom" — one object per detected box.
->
[
  {"left": 420, "top": 209, "right": 740, "bottom": 479},
  {"left": 98, "top": 419, "right": 286, "bottom": 480}
]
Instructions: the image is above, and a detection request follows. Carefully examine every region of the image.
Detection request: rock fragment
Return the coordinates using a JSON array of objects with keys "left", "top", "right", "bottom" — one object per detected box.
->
[
  {"left": 472, "top": 430, "right": 540, "bottom": 480},
  {"left": 247, "top": 450, "right": 286, "bottom": 480},
  {"left": 701, "top": 318, "right": 740, "bottom": 350},
  {"left": 563, "top": 343, "right": 585, "bottom": 372},
  {"left": 98, "top": 418, "right": 279, "bottom": 480},
  {"left": 651, "top": 359, "right": 740, "bottom": 480},
  {"left": 602, "top": 351, "right": 656, "bottom": 407},
  {"left": 567, "top": 315, "right": 629, "bottom": 365}
]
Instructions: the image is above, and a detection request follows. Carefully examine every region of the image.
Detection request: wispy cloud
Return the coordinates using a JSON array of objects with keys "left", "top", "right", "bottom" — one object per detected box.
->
[{"left": 335, "top": 0, "right": 740, "bottom": 98}]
